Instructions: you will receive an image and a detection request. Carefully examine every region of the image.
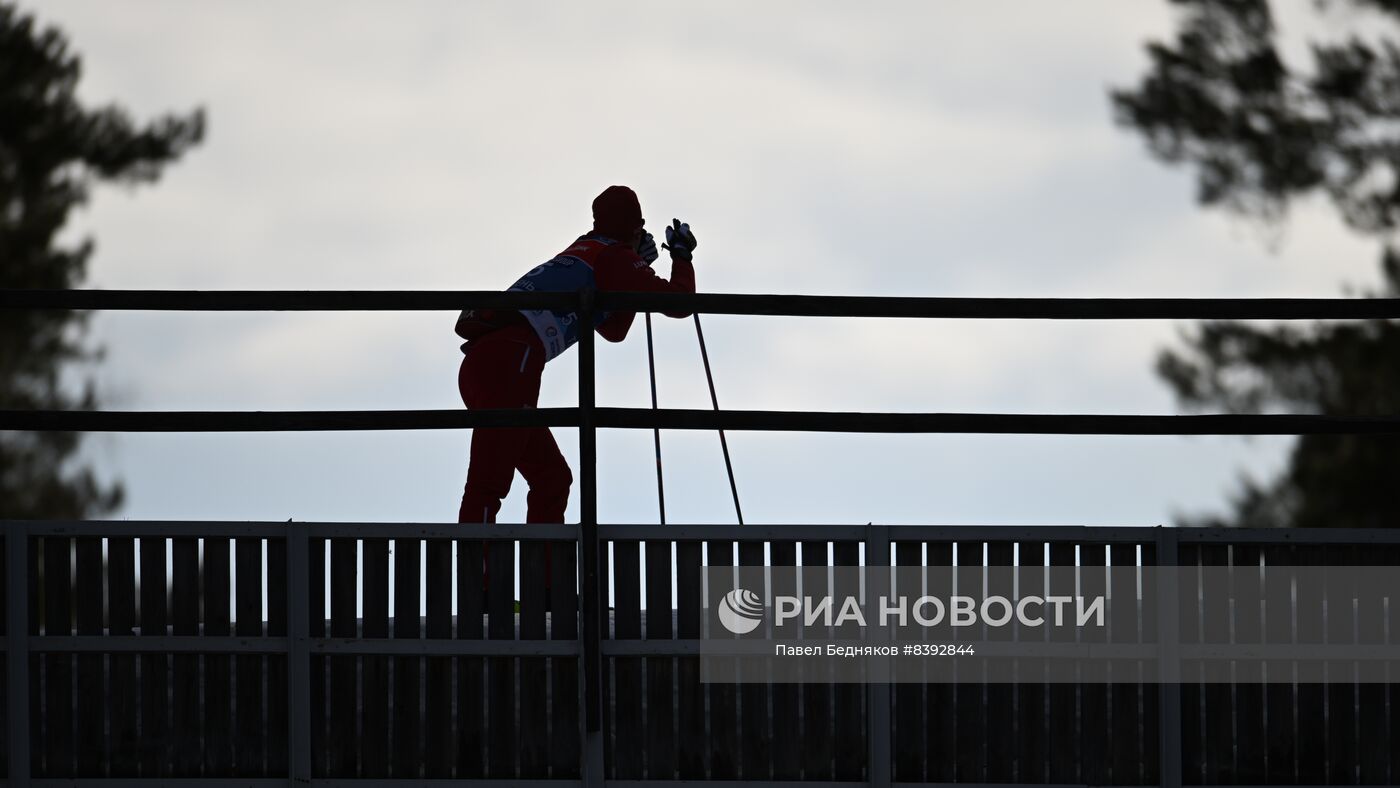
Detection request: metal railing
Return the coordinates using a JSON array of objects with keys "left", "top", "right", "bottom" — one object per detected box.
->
[{"left": 3, "top": 287, "right": 1400, "bottom": 787}]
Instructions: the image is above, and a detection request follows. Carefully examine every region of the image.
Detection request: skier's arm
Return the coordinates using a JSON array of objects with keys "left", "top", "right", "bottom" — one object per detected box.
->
[{"left": 594, "top": 246, "right": 696, "bottom": 342}]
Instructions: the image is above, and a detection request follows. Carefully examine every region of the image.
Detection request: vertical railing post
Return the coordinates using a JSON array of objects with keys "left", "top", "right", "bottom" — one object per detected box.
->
[
  {"left": 6, "top": 524, "right": 30, "bottom": 787},
  {"left": 578, "top": 287, "right": 604, "bottom": 787},
  {"left": 1155, "top": 526, "right": 1182, "bottom": 788},
  {"left": 287, "top": 523, "right": 312, "bottom": 785},
  {"left": 866, "top": 524, "right": 892, "bottom": 787}
]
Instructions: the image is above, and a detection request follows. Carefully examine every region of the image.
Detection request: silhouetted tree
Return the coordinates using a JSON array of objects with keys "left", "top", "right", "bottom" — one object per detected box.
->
[
  {"left": 1113, "top": 0, "right": 1400, "bottom": 527},
  {"left": 1, "top": 2, "right": 203, "bottom": 518}
]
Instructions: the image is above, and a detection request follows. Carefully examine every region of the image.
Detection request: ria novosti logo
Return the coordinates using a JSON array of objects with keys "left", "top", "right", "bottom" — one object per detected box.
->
[{"left": 717, "top": 588, "right": 764, "bottom": 634}]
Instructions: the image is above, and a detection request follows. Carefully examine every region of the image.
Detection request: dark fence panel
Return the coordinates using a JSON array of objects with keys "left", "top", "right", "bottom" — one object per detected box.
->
[{"left": 2, "top": 523, "right": 1400, "bottom": 785}]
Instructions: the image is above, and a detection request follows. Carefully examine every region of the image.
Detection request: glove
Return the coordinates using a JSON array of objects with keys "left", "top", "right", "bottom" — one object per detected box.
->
[
  {"left": 636, "top": 230, "right": 659, "bottom": 265},
  {"left": 661, "top": 218, "right": 697, "bottom": 262}
]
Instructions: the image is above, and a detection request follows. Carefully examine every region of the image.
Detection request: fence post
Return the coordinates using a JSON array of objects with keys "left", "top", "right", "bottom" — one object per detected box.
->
[
  {"left": 288, "top": 523, "right": 312, "bottom": 784},
  {"left": 866, "top": 524, "right": 891, "bottom": 787},
  {"left": 6, "top": 524, "right": 29, "bottom": 787},
  {"left": 1155, "top": 526, "right": 1182, "bottom": 788},
  {"left": 578, "top": 287, "right": 605, "bottom": 787}
]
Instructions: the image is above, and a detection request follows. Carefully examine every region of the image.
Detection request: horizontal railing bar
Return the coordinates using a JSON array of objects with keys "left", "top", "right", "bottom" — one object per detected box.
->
[
  {"left": 27, "top": 780, "right": 295, "bottom": 788},
  {"left": 303, "top": 522, "right": 578, "bottom": 540},
  {"left": 32, "top": 636, "right": 288, "bottom": 653},
  {"left": 4, "top": 407, "right": 1399, "bottom": 435},
  {"left": 307, "top": 780, "right": 582, "bottom": 788},
  {"left": 872, "top": 524, "right": 1164, "bottom": 543},
  {"left": 309, "top": 638, "right": 579, "bottom": 656},
  {"left": 601, "top": 292, "right": 1400, "bottom": 320},
  {"left": 5, "top": 521, "right": 295, "bottom": 537},
  {"left": 599, "top": 524, "right": 1175, "bottom": 542},
  {"left": 27, "top": 636, "right": 581, "bottom": 656},
  {"left": 0, "top": 407, "right": 577, "bottom": 432},
  {"left": 5, "top": 288, "right": 1400, "bottom": 320},
  {"left": 597, "top": 409, "right": 1400, "bottom": 435},
  {"left": 22, "top": 780, "right": 583, "bottom": 788},
  {"left": 1173, "top": 526, "right": 1400, "bottom": 543},
  {"left": 604, "top": 783, "right": 1099, "bottom": 788},
  {"left": 599, "top": 523, "right": 868, "bottom": 541},
  {"left": 3, "top": 520, "right": 577, "bottom": 539},
  {"left": 0, "top": 289, "right": 577, "bottom": 312},
  {"left": 8, "top": 522, "right": 1400, "bottom": 545},
  {"left": 28, "top": 634, "right": 1400, "bottom": 660}
]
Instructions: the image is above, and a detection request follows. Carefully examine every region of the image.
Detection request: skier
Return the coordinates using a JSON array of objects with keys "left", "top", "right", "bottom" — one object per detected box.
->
[{"left": 455, "top": 185, "right": 697, "bottom": 524}]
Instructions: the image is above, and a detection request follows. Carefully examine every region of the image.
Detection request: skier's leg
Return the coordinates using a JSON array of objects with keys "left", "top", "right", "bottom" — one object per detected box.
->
[
  {"left": 456, "top": 331, "right": 538, "bottom": 522},
  {"left": 516, "top": 427, "right": 572, "bottom": 524},
  {"left": 458, "top": 425, "right": 520, "bottom": 523},
  {"left": 514, "top": 426, "right": 569, "bottom": 589}
]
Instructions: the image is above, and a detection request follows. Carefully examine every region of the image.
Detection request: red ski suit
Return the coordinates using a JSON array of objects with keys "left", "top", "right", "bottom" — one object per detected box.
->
[{"left": 457, "top": 235, "right": 695, "bottom": 523}]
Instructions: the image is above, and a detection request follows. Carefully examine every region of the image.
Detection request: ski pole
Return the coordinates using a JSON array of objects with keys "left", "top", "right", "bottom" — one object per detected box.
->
[
  {"left": 645, "top": 312, "right": 666, "bottom": 525},
  {"left": 693, "top": 313, "right": 744, "bottom": 525}
]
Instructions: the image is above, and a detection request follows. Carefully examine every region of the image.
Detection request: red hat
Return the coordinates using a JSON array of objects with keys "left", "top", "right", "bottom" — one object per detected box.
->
[{"left": 591, "top": 185, "right": 643, "bottom": 239}]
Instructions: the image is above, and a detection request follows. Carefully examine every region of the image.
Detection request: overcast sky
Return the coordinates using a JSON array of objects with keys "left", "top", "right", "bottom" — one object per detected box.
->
[{"left": 36, "top": 0, "right": 1384, "bottom": 527}]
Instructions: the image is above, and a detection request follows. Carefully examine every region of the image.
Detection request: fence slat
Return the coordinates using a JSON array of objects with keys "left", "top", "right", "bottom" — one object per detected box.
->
[
  {"left": 307, "top": 537, "right": 326, "bottom": 778},
  {"left": 595, "top": 534, "right": 610, "bottom": 775},
  {"left": 1388, "top": 544, "right": 1400, "bottom": 787},
  {"left": 739, "top": 539, "right": 770, "bottom": 780},
  {"left": 425, "top": 538, "right": 454, "bottom": 778},
  {"left": 924, "top": 541, "right": 955, "bottom": 784},
  {"left": 1046, "top": 541, "right": 1078, "bottom": 784},
  {"left": 675, "top": 540, "right": 704, "bottom": 779},
  {"left": 891, "top": 541, "right": 924, "bottom": 783},
  {"left": 1016, "top": 541, "right": 1047, "bottom": 784},
  {"left": 1295, "top": 543, "right": 1326, "bottom": 785},
  {"left": 485, "top": 536, "right": 514, "bottom": 780},
  {"left": 329, "top": 537, "right": 358, "bottom": 777},
  {"left": 138, "top": 537, "right": 167, "bottom": 778},
  {"left": 266, "top": 537, "right": 288, "bottom": 776},
  {"left": 548, "top": 536, "right": 579, "bottom": 779},
  {"left": 1140, "top": 540, "right": 1160, "bottom": 785},
  {"left": 984, "top": 541, "right": 1015, "bottom": 784},
  {"left": 1201, "top": 544, "right": 1233, "bottom": 784},
  {"left": 170, "top": 538, "right": 200, "bottom": 776},
  {"left": 1109, "top": 542, "right": 1145, "bottom": 786},
  {"left": 517, "top": 538, "right": 548, "bottom": 779},
  {"left": 42, "top": 536, "right": 73, "bottom": 777},
  {"left": 28, "top": 536, "right": 39, "bottom": 778},
  {"left": 107, "top": 535, "right": 138, "bottom": 777},
  {"left": 0, "top": 534, "right": 7, "bottom": 779},
  {"left": 1177, "top": 542, "right": 1204, "bottom": 785},
  {"left": 1262, "top": 543, "right": 1296, "bottom": 785},
  {"left": 235, "top": 537, "right": 265, "bottom": 776},
  {"left": 832, "top": 539, "right": 863, "bottom": 781},
  {"left": 769, "top": 540, "right": 800, "bottom": 780},
  {"left": 610, "top": 539, "right": 643, "bottom": 780},
  {"left": 456, "top": 538, "right": 485, "bottom": 779},
  {"left": 1324, "top": 544, "right": 1358, "bottom": 786},
  {"left": 393, "top": 536, "right": 422, "bottom": 778},
  {"left": 644, "top": 538, "right": 675, "bottom": 780},
  {"left": 203, "top": 536, "right": 233, "bottom": 776},
  {"left": 953, "top": 540, "right": 985, "bottom": 784},
  {"left": 705, "top": 538, "right": 738, "bottom": 779},
  {"left": 1080, "top": 543, "right": 1110, "bottom": 786},
  {"left": 1232, "top": 543, "right": 1266, "bottom": 784},
  {"left": 1358, "top": 545, "right": 1393, "bottom": 785},
  {"left": 360, "top": 538, "right": 389, "bottom": 778},
  {"left": 800, "top": 539, "right": 832, "bottom": 781},
  {"left": 74, "top": 536, "right": 103, "bottom": 776}
]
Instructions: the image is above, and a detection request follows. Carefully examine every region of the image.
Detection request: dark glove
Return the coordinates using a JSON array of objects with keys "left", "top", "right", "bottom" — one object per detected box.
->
[
  {"left": 661, "top": 218, "right": 697, "bottom": 262},
  {"left": 636, "top": 230, "right": 659, "bottom": 265}
]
